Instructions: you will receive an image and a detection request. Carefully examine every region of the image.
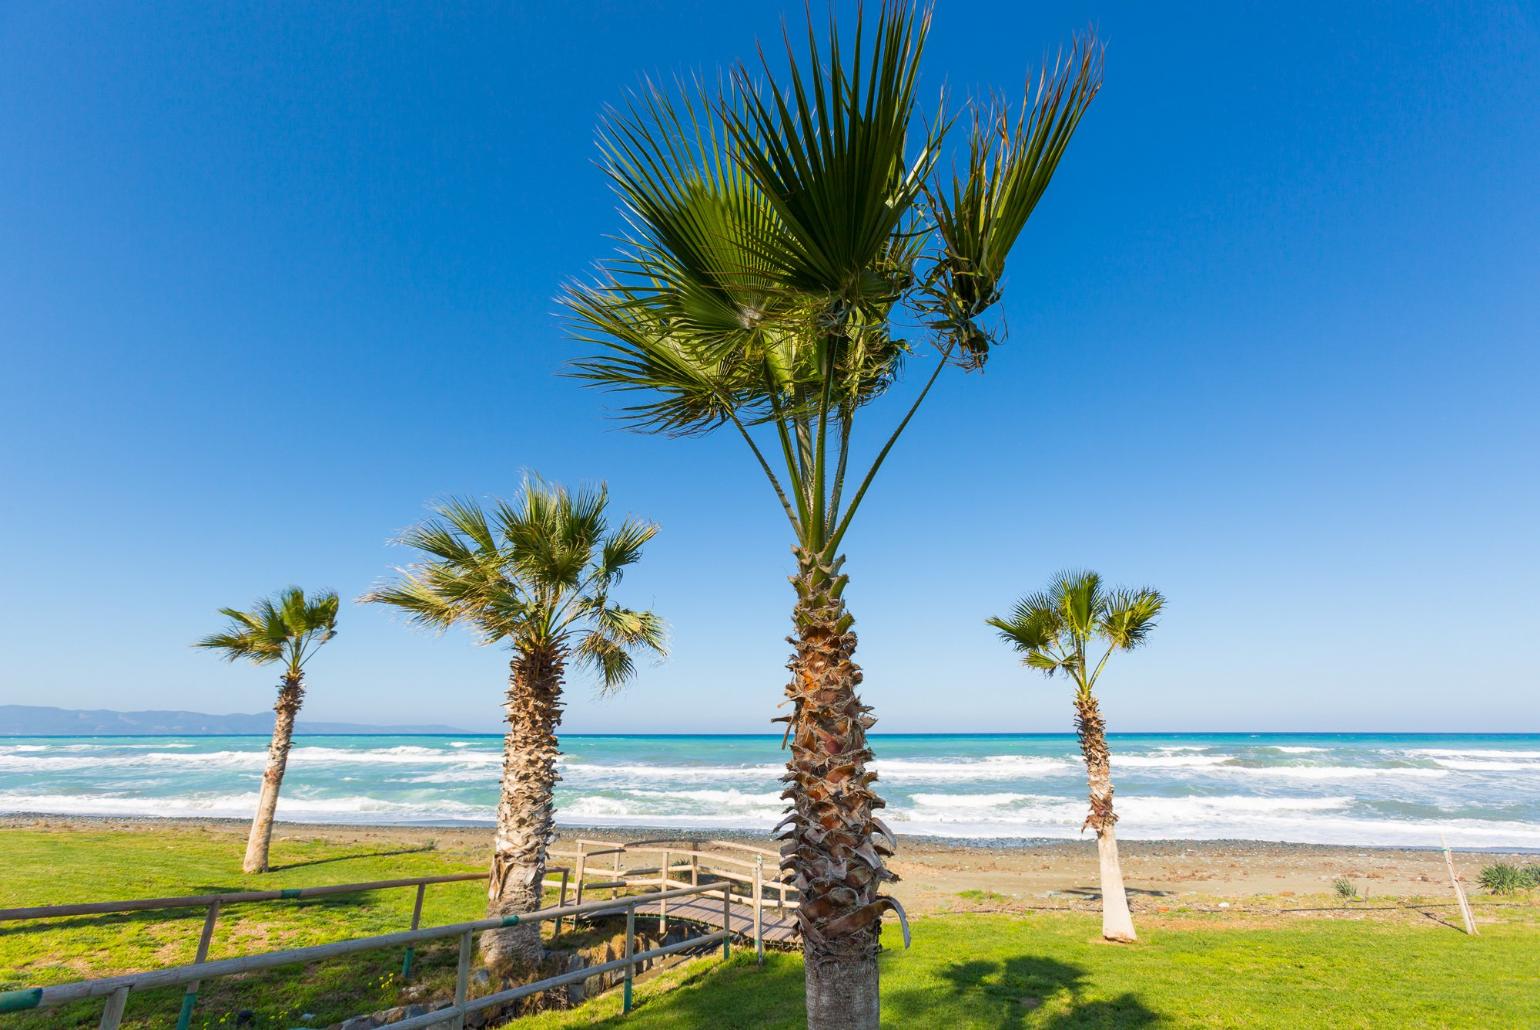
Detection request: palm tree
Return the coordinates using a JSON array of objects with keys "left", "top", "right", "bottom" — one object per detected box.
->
[
  {"left": 363, "top": 479, "right": 664, "bottom": 972},
  {"left": 564, "top": 3, "right": 1100, "bottom": 1023},
  {"left": 988, "top": 571, "right": 1164, "bottom": 942},
  {"left": 196, "top": 587, "right": 339, "bottom": 874}
]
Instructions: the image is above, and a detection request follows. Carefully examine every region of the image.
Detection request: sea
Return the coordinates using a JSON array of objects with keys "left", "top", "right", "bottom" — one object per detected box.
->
[{"left": 3, "top": 733, "right": 1538, "bottom": 849}]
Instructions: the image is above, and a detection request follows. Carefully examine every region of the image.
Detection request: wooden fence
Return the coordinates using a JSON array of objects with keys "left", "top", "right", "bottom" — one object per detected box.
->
[{"left": 0, "top": 881, "right": 735, "bottom": 1028}]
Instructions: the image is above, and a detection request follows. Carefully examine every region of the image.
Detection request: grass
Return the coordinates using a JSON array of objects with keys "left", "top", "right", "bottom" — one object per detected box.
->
[
  {"left": 0, "top": 824, "right": 510, "bottom": 1028},
  {"left": 521, "top": 910, "right": 1540, "bottom": 1029},
  {"left": 3, "top": 824, "right": 1538, "bottom": 1029}
]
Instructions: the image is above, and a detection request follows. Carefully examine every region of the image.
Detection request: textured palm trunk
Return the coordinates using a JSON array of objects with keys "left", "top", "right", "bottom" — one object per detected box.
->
[
  {"left": 777, "top": 549, "right": 900, "bottom": 1030},
  {"left": 1075, "top": 691, "right": 1136, "bottom": 942},
  {"left": 243, "top": 674, "right": 303, "bottom": 874},
  {"left": 481, "top": 647, "right": 564, "bottom": 973}
]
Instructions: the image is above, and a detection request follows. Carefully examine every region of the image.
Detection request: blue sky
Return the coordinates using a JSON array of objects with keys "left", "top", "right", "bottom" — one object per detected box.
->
[{"left": 1, "top": 2, "right": 1536, "bottom": 734}]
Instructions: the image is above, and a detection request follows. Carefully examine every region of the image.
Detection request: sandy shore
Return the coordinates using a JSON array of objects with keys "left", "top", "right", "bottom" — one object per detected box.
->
[{"left": 7, "top": 814, "right": 1533, "bottom": 918}]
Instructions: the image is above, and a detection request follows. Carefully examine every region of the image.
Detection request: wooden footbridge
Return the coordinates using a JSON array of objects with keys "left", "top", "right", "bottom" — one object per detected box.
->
[{"left": 550, "top": 837, "right": 800, "bottom": 948}]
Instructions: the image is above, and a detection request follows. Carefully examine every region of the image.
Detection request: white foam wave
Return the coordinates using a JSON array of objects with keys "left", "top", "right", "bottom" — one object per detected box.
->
[
  {"left": 0, "top": 791, "right": 492, "bottom": 823},
  {"left": 1268, "top": 746, "right": 1327, "bottom": 753},
  {"left": 560, "top": 762, "right": 784, "bottom": 784},
  {"left": 1235, "top": 765, "right": 1450, "bottom": 781},
  {"left": 871, "top": 756, "right": 1078, "bottom": 781},
  {"left": 1407, "top": 749, "right": 1540, "bottom": 760},
  {"left": 1114, "top": 754, "right": 1236, "bottom": 768},
  {"left": 1430, "top": 760, "right": 1538, "bottom": 772}
]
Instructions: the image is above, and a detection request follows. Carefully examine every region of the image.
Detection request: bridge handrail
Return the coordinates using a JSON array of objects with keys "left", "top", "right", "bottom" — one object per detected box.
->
[
  {"left": 0, "top": 871, "right": 489, "bottom": 923},
  {"left": 0, "top": 881, "right": 735, "bottom": 1026}
]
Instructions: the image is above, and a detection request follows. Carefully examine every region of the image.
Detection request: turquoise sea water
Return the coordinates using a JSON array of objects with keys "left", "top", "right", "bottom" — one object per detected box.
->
[{"left": 3, "top": 733, "right": 1538, "bottom": 848}]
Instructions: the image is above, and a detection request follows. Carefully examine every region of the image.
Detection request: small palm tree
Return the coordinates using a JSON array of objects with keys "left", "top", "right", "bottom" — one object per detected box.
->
[
  {"left": 565, "top": 4, "right": 1100, "bottom": 1021},
  {"left": 988, "top": 571, "right": 1164, "bottom": 942},
  {"left": 196, "top": 587, "right": 339, "bottom": 874},
  {"left": 364, "top": 478, "right": 664, "bottom": 972}
]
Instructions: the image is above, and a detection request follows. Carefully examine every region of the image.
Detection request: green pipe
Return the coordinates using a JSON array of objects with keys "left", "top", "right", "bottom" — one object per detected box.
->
[
  {"left": 0, "top": 988, "right": 42, "bottom": 1013},
  {"left": 175, "top": 989, "right": 197, "bottom": 1030},
  {"left": 400, "top": 945, "right": 415, "bottom": 979}
]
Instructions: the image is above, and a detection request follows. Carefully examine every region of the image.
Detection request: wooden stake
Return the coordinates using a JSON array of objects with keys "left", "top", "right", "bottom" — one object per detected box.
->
[{"left": 1441, "top": 834, "right": 1478, "bottom": 936}]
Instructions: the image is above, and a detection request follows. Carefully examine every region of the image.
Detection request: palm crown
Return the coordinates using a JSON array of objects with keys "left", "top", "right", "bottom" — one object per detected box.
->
[
  {"left": 988, "top": 570, "right": 1164, "bottom": 695},
  {"left": 566, "top": 2, "right": 1102, "bottom": 558},
  {"left": 196, "top": 587, "right": 340, "bottom": 678},
  {"left": 364, "top": 479, "right": 666, "bottom": 691}
]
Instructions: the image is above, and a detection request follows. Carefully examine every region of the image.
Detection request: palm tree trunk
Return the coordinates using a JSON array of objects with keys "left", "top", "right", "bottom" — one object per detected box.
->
[
  {"left": 780, "top": 549, "right": 897, "bottom": 1030},
  {"left": 1074, "top": 691, "right": 1136, "bottom": 941},
  {"left": 243, "top": 674, "right": 303, "bottom": 874},
  {"left": 481, "top": 647, "right": 564, "bottom": 973}
]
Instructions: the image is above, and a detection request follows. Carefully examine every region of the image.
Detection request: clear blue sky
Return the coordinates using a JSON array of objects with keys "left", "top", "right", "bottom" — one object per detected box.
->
[{"left": 2, "top": 2, "right": 1536, "bottom": 734}]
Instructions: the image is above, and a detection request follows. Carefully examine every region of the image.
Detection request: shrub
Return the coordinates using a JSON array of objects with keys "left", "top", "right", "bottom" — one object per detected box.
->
[
  {"left": 1478, "top": 863, "right": 1540, "bottom": 894},
  {"left": 1333, "top": 878, "right": 1358, "bottom": 899}
]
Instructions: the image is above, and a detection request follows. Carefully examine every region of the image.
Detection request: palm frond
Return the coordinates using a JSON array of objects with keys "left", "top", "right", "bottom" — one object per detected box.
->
[
  {"left": 1099, "top": 587, "right": 1166, "bottom": 651},
  {"left": 926, "top": 33, "right": 1102, "bottom": 361},
  {"left": 196, "top": 587, "right": 337, "bottom": 672},
  {"left": 723, "top": 2, "right": 936, "bottom": 301},
  {"left": 368, "top": 481, "right": 665, "bottom": 692}
]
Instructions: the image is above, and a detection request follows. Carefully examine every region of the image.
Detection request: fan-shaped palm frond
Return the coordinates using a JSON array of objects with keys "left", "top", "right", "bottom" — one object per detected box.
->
[
  {"left": 196, "top": 587, "right": 338, "bottom": 676},
  {"left": 364, "top": 478, "right": 665, "bottom": 692},
  {"left": 989, "top": 572, "right": 1163, "bottom": 691},
  {"left": 925, "top": 36, "right": 1102, "bottom": 366},
  {"left": 567, "top": 2, "right": 1101, "bottom": 562},
  {"left": 1099, "top": 588, "right": 1166, "bottom": 651}
]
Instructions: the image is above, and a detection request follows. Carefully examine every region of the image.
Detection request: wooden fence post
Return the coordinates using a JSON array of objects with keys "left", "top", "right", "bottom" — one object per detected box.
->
[
  {"left": 721, "top": 886, "right": 731, "bottom": 960},
  {"left": 453, "top": 930, "right": 473, "bottom": 1029},
  {"left": 174, "top": 899, "right": 220, "bottom": 1030},
  {"left": 553, "top": 869, "right": 570, "bottom": 940},
  {"left": 574, "top": 844, "right": 588, "bottom": 907},
  {"left": 753, "top": 855, "right": 764, "bottom": 964},
  {"left": 98, "top": 986, "right": 129, "bottom": 1030},
  {"left": 401, "top": 882, "right": 427, "bottom": 979},
  {"left": 659, "top": 849, "right": 670, "bottom": 936},
  {"left": 623, "top": 904, "right": 636, "bottom": 1014}
]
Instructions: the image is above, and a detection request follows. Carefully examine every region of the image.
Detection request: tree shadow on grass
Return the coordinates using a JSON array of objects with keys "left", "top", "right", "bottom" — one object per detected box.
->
[
  {"left": 886, "top": 954, "right": 1162, "bottom": 1029},
  {"left": 0, "top": 887, "right": 381, "bottom": 939},
  {"left": 9, "top": 941, "right": 466, "bottom": 1030},
  {"left": 266, "top": 845, "right": 440, "bottom": 872},
  {"left": 1056, "top": 886, "right": 1173, "bottom": 900}
]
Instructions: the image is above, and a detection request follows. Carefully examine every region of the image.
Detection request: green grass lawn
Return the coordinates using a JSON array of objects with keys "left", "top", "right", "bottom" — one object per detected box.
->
[
  {"left": 0, "top": 824, "right": 501, "bottom": 1027},
  {"left": 523, "top": 910, "right": 1540, "bottom": 1029},
  {"left": 2, "top": 824, "right": 1536, "bottom": 1029}
]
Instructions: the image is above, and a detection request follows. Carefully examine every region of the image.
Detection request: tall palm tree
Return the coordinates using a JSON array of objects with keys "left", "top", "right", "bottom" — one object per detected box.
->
[
  {"left": 196, "top": 587, "right": 339, "bottom": 874},
  {"left": 564, "top": 3, "right": 1100, "bottom": 1024},
  {"left": 988, "top": 571, "right": 1164, "bottom": 942},
  {"left": 364, "top": 479, "right": 664, "bottom": 972}
]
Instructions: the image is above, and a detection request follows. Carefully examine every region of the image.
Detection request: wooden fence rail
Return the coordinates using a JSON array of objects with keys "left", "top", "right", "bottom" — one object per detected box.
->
[
  {"left": 0, "top": 882, "right": 735, "bottom": 1028},
  {"left": 0, "top": 869, "right": 526, "bottom": 1029}
]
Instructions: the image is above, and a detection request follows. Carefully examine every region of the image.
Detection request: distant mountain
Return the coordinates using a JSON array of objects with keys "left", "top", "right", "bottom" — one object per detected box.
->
[{"left": 0, "top": 705, "right": 474, "bottom": 736}]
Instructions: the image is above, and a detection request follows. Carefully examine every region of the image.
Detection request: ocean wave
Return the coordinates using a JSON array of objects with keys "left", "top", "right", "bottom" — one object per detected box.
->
[
  {"left": 1406, "top": 749, "right": 1540, "bottom": 760},
  {"left": 1429, "top": 760, "right": 1539, "bottom": 772},
  {"left": 1113, "top": 754, "right": 1236, "bottom": 768},
  {"left": 1268, "top": 746, "right": 1327, "bottom": 753},
  {"left": 0, "top": 791, "right": 493, "bottom": 823},
  {"left": 560, "top": 762, "right": 785, "bottom": 784},
  {"left": 1233, "top": 765, "right": 1451, "bottom": 780},
  {"left": 871, "top": 756, "right": 1079, "bottom": 781}
]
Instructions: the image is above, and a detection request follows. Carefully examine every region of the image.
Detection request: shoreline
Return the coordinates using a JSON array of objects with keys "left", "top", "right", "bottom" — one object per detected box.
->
[
  {"left": 7, "top": 814, "right": 1537, "bottom": 913},
  {"left": 3, "top": 811, "right": 1534, "bottom": 854}
]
